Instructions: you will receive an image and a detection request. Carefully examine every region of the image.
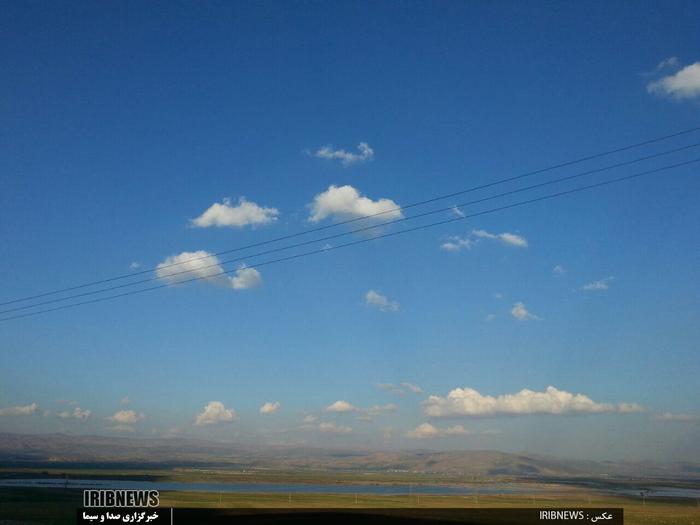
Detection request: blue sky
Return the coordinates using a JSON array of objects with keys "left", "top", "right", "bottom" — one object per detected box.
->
[{"left": 1, "top": 1, "right": 699, "bottom": 461}]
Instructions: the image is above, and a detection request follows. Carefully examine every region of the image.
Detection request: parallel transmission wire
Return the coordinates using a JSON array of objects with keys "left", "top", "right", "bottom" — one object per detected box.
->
[
  {"left": 1, "top": 156, "right": 697, "bottom": 322},
  {"left": 2, "top": 125, "right": 700, "bottom": 307}
]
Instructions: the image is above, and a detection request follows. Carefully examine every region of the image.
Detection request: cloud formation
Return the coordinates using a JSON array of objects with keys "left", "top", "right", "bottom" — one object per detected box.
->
[
  {"left": 318, "top": 422, "right": 353, "bottom": 433},
  {"left": 553, "top": 265, "right": 566, "bottom": 275},
  {"left": 0, "top": 403, "right": 38, "bottom": 416},
  {"left": 423, "top": 386, "right": 642, "bottom": 417},
  {"left": 260, "top": 401, "right": 281, "bottom": 415},
  {"left": 325, "top": 400, "right": 356, "bottom": 413},
  {"left": 365, "top": 290, "right": 399, "bottom": 312},
  {"left": 58, "top": 407, "right": 91, "bottom": 420},
  {"left": 406, "top": 422, "right": 470, "bottom": 439},
  {"left": 156, "top": 252, "right": 261, "bottom": 290},
  {"left": 313, "top": 142, "right": 374, "bottom": 166},
  {"left": 647, "top": 60, "right": 700, "bottom": 100},
  {"left": 377, "top": 382, "right": 423, "bottom": 395},
  {"left": 441, "top": 229, "right": 528, "bottom": 252},
  {"left": 510, "top": 302, "right": 540, "bottom": 321},
  {"left": 108, "top": 410, "right": 145, "bottom": 424},
  {"left": 195, "top": 401, "right": 237, "bottom": 426},
  {"left": 231, "top": 265, "right": 262, "bottom": 290},
  {"left": 440, "top": 236, "right": 474, "bottom": 252},
  {"left": 191, "top": 197, "right": 279, "bottom": 228},
  {"left": 579, "top": 276, "right": 613, "bottom": 291},
  {"left": 308, "top": 185, "right": 402, "bottom": 223},
  {"left": 472, "top": 229, "right": 528, "bottom": 247}
]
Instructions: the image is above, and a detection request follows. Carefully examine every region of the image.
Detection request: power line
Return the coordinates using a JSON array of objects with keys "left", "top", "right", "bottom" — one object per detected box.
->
[
  {"left": 1, "top": 157, "right": 697, "bottom": 322},
  {"left": 2, "top": 125, "right": 699, "bottom": 307},
  {"left": 2, "top": 143, "right": 699, "bottom": 316}
]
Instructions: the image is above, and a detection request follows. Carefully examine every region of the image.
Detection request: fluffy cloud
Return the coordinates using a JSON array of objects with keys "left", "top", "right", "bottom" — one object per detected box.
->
[
  {"left": 406, "top": 423, "right": 470, "bottom": 439},
  {"left": 423, "top": 386, "right": 641, "bottom": 417},
  {"left": 260, "top": 401, "right": 281, "bottom": 415},
  {"left": 553, "top": 265, "right": 566, "bottom": 275},
  {"left": 647, "top": 61, "right": 700, "bottom": 100},
  {"left": 440, "top": 236, "right": 474, "bottom": 252},
  {"left": 108, "top": 410, "right": 145, "bottom": 424},
  {"left": 653, "top": 412, "right": 700, "bottom": 422},
  {"left": 308, "top": 185, "right": 403, "bottom": 223},
  {"left": 365, "top": 290, "right": 399, "bottom": 312},
  {"left": 325, "top": 400, "right": 357, "bottom": 413},
  {"left": 58, "top": 407, "right": 91, "bottom": 420},
  {"left": 191, "top": 197, "right": 279, "bottom": 228},
  {"left": 472, "top": 229, "right": 528, "bottom": 247},
  {"left": 156, "top": 252, "right": 261, "bottom": 290},
  {"left": 0, "top": 403, "right": 38, "bottom": 416},
  {"left": 377, "top": 382, "right": 423, "bottom": 395},
  {"left": 441, "top": 229, "right": 527, "bottom": 252},
  {"left": 230, "top": 266, "right": 262, "bottom": 290},
  {"left": 510, "top": 302, "right": 540, "bottom": 321},
  {"left": 579, "top": 276, "right": 613, "bottom": 291},
  {"left": 195, "top": 401, "right": 237, "bottom": 426},
  {"left": 318, "top": 422, "right": 353, "bottom": 434},
  {"left": 313, "top": 142, "right": 374, "bottom": 166}
]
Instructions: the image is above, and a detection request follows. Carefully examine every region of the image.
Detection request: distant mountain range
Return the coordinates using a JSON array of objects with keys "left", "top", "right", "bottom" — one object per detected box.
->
[{"left": 1, "top": 432, "right": 698, "bottom": 481}]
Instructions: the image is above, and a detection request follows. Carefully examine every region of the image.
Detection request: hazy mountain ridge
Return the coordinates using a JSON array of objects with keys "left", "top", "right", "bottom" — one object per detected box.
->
[{"left": 1, "top": 432, "right": 697, "bottom": 480}]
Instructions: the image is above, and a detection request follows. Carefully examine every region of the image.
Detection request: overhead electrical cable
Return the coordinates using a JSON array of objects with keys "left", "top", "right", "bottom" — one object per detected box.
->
[
  {"left": 2, "top": 126, "right": 699, "bottom": 307},
  {"left": 1, "top": 157, "right": 697, "bottom": 322},
  {"left": 1, "top": 144, "right": 699, "bottom": 316}
]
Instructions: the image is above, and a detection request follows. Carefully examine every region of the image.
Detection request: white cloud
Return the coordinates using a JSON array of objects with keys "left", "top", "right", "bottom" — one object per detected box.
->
[
  {"left": 318, "top": 422, "right": 352, "bottom": 433},
  {"left": 510, "top": 302, "right": 540, "bottom": 321},
  {"left": 451, "top": 206, "right": 465, "bottom": 218},
  {"left": 325, "top": 400, "right": 357, "bottom": 413},
  {"left": 231, "top": 265, "right": 262, "bottom": 290},
  {"left": 156, "top": 251, "right": 261, "bottom": 290},
  {"left": 553, "top": 265, "right": 566, "bottom": 275},
  {"left": 191, "top": 197, "right": 279, "bottom": 228},
  {"left": 363, "top": 403, "right": 398, "bottom": 417},
  {"left": 195, "top": 401, "right": 237, "bottom": 426},
  {"left": 647, "top": 61, "right": 700, "bottom": 100},
  {"left": 440, "top": 236, "right": 474, "bottom": 252},
  {"left": 308, "top": 185, "right": 403, "bottom": 223},
  {"left": 406, "top": 423, "right": 470, "bottom": 439},
  {"left": 260, "top": 401, "right": 281, "bottom": 415},
  {"left": 423, "top": 386, "right": 640, "bottom": 417},
  {"left": 472, "top": 229, "right": 528, "bottom": 247},
  {"left": 302, "top": 414, "right": 317, "bottom": 424},
  {"left": 579, "top": 276, "right": 614, "bottom": 291},
  {"left": 365, "top": 290, "right": 399, "bottom": 312},
  {"left": 313, "top": 142, "right": 374, "bottom": 166},
  {"left": 402, "top": 382, "right": 423, "bottom": 394},
  {"left": 653, "top": 412, "right": 700, "bottom": 422},
  {"left": 129, "top": 261, "right": 141, "bottom": 269},
  {"left": 377, "top": 382, "right": 423, "bottom": 395},
  {"left": 108, "top": 410, "right": 145, "bottom": 424},
  {"left": 643, "top": 57, "right": 680, "bottom": 76},
  {"left": 0, "top": 403, "right": 38, "bottom": 416},
  {"left": 441, "top": 229, "right": 527, "bottom": 252},
  {"left": 58, "top": 407, "right": 91, "bottom": 420}
]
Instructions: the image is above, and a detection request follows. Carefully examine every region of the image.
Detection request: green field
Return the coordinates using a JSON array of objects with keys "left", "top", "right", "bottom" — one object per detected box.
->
[{"left": 1, "top": 486, "right": 699, "bottom": 525}]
